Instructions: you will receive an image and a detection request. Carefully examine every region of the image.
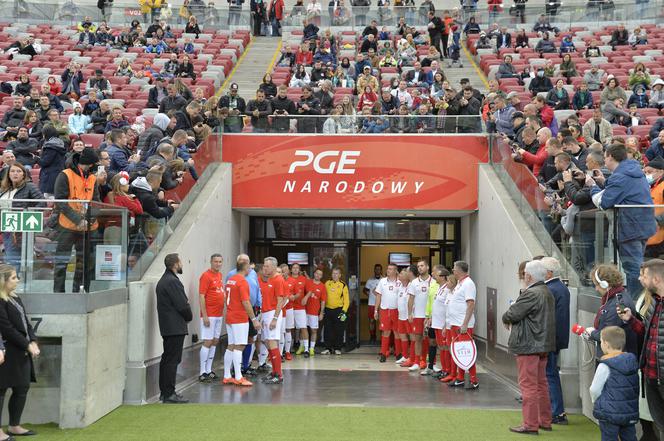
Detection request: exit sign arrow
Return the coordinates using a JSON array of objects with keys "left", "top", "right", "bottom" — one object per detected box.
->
[{"left": 25, "top": 215, "right": 39, "bottom": 229}]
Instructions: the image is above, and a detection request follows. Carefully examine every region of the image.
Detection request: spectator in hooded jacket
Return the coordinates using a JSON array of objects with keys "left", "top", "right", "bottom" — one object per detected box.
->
[
  {"left": 68, "top": 102, "right": 92, "bottom": 135},
  {"left": 590, "top": 144, "right": 657, "bottom": 297},
  {"left": 38, "top": 124, "right": 66, "bottom": 197}
]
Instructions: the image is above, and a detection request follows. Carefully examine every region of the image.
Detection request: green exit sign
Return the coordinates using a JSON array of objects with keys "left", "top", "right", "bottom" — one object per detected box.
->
[{"left": 1, "top": 211, "right": 43, "bottom": 233}]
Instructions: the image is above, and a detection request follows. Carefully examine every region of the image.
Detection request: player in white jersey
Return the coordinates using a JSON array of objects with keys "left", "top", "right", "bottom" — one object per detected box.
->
[
  {"left": 426, "top": 265, "right": 451, "bottom": 379},
  {"left": 364, "top": 264, "right": 382, "bottom": 344},
  {"left": 395, "top": 268, "right": 413, "bottom": 364},
  {"left": 404, "top": 260, "right": 431, "bottom": 371},
  {"left": 375, "top": 263, "right": 401, "bottom": 362}
]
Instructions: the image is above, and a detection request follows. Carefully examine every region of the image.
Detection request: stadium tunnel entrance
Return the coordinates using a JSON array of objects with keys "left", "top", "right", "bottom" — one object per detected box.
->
[{"left": 248, "top": 216, "right": 461, "bottom": 349}]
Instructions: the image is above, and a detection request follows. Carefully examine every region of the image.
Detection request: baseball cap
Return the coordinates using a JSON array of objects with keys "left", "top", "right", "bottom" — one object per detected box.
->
[{"left": 95, "top": 69, "right": 103, "bottom": 75}]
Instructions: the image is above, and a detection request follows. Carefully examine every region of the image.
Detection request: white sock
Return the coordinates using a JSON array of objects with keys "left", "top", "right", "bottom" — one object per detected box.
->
[
  {"left": 233, "top": 350, "right": 243, "bottom": 380},
  {"left": 259, "top": 344, "right": 268, "bottom": 365},
  {"left": 206, "top": 346, "right": 217, "bottom": 374},
  {"left": 285, "top": 333, "right": 292, "bottom": 353},
  {"left": 200, "top": 346, "right": 210, "bottom": 375},
  {"left": 279, "top": 334, "right": 285, "bottom": 354},
  {"left": 223, "top": 349, "right": 233, "bottom": 379},
  {"left": 302, "top": 339, "right": 309, "bottom": 351},
  {"left": 249, "top": 343, "right": 256, "bottom": 366},
  {"left": 310, "top": 340, "right": 316, "bottom": 350}
]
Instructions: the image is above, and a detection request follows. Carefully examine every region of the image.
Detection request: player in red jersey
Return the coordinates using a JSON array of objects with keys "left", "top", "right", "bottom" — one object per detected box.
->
[
  {"left": 198, "top": 254, "right": 224, "bottom": 382},
  {"left": 279, "top": 263, "right": 296, "bottom": 360},
  {"left": 223, "top": 261, "right": 261, "bottom": 387},
  {"left": 302, "top": 268, "right": 327, "bottom": 357},
  {"left": 258, "top": 257, "right": 287, "bottom": 384}
]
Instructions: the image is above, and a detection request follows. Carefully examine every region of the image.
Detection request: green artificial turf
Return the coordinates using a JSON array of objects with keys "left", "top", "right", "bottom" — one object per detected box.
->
[{"left": 26, "top": 405, "right": 599, "bottom": 441}]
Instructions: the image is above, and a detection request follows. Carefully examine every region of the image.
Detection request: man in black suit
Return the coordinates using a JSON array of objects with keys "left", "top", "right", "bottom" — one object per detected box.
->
[
  {"left": 156, "top": 253, "right": 193, "bottom": 404},
  {"left": 496, "top": 27, "right": 512, "bottom": 51}
]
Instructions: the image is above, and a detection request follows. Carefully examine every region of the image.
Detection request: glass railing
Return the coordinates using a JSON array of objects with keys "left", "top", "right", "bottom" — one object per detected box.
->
[
  {"left": 490, "top": 135, "right": 664, "bottom": 296},
  {"left": 221, "top": 113, "right": 487, "bottom": 134},
  {"left": 129, "top": 131, "right": 221, "bottom": 281},
  {"left": 0, "top": 200, "right": 128, "bottom": 294},
  {"left": 279, "top": 0, "right": 664, "bottom": 30}
]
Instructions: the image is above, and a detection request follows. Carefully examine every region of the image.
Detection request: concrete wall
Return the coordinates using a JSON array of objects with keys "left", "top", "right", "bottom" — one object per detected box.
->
[
  {"left": 125, "top": 163, "right": 245, "bottom": 404},
  {"left": 464, "top": 164, "right": 581, "bottom": 411},
  {"left": 15, "top": 301, "right": 127, "bottom": 429}
]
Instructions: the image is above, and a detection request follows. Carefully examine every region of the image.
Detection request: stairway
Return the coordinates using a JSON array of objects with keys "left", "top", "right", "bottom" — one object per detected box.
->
[{"left": 218, "top": 36, "right": 282, "bottom": 98}]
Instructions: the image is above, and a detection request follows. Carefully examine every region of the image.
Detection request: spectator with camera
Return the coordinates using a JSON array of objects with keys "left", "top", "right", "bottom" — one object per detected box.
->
[{"left": 591, "top": 144, "right": 657, "bottom": 298}]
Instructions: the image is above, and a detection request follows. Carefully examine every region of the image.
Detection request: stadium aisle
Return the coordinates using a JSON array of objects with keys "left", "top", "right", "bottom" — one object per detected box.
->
[{"left": 218, "top": 36, "right": 283, "bottom": 96}]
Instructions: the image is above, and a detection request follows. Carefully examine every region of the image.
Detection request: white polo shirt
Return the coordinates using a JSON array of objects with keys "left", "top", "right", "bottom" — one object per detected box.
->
[
  {"left": 408, "top": 275, "right": 432, "bottom": 319},
  {"left": 397, "top": 282, "right": 410, "bottom": 320},
  {"left": 375, "top": 277, "right": 400, "bottom": 309},
  {"left": 445, "top": 276, "right": 476, "bottom": 328},
  {"left": 431, "top": 284, "right": 450, "bottom": 330},
  {"left": 365, "top": 277, "right": 380, "bottom": 306}
]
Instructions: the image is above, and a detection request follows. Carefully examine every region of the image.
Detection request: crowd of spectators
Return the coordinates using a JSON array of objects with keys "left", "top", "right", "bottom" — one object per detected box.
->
[
  {"left": 0, "top": 14, "right": 241, "bottom": 286},
  {"left": 219, "top": 11, "right": 491, "bottom": 134}
]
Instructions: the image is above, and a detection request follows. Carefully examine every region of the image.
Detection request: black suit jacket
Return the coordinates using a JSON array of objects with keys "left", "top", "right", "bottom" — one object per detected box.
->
[
  {"left": 497, "top": 32, "right": 511, "bottom": 48},
  {"left": 156, "top": 270, "right": 193, "bottom": 337},
  {"left": 0, "top": 296, "right": 37, "bottom": 388}
]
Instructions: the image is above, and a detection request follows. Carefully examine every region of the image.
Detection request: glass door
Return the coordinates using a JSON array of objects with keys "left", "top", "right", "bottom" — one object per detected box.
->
[{"left": 310, "top": 244, "right": 359, "bottom": 350}]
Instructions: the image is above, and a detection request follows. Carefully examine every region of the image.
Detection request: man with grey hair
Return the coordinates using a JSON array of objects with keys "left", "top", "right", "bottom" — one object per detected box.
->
[
  {"left": 226, "top": 254, "right": 262, "bottom": 376},
  {"left": 540, "top": 256, "right": 571, "bottom": 425},
  {"left": 258, "top": 257, "right": 286, "bottom": 384},
  {"left": 503, "top": 260, "right": 556, "bottom": 435},
  {"left": 443, "top": 261, "right": 479, "bottom": 388}
]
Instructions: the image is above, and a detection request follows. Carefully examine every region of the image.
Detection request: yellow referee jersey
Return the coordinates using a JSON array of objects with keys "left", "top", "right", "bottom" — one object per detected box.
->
[{"left": 324, "top": 280, "right": 350, "bottom": 312}]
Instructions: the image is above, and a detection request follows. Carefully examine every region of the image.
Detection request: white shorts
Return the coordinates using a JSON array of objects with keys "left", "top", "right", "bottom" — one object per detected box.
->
[
  {"left": 285, "top": 309, "right": 295, "bottom": 329},
  {"left": 226, "top": 322, "right": 249, "bottom": 345},
  {"left": 200, "top": 317, "right": 223, "bottom": 340},
  {"left": 306, "top": 314, "right": 319, "bottom": 329},
  {"left": 294, "top": 309, "right": 307, "bottom": 329},
  {"left": 262, "top": 310, "right": 284, "bottom": 341}
]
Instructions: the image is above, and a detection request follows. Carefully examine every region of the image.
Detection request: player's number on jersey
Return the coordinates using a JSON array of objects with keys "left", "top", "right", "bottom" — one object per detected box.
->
[{"left": 226, "top": 286, "right": 232, "bottom": 305}]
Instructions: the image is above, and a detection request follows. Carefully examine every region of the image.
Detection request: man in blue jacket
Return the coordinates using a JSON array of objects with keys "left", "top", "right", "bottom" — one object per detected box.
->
[
  {"left": 226, "top": 254, "right": 262, "bottom": 375},
  {"left": 591, "top": 143, "right": 657, "bottom": 298},
  {"left": 540, "top": 256, "right": 571, "bottom": 425}
]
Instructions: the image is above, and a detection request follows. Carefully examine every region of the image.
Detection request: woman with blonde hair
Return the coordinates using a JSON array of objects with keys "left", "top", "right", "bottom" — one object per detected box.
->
[
  {"left": 338, "top": 95, "right": 356, "bottom": 133},
  {"left": 115, "top": 58, "right": 133, "bottom": 78},
  {"left": 0, "top": 264, "right": 40, "bottom": 439},
  {"left": 581, "top": 264, "right": 637, "bottom": 358}
]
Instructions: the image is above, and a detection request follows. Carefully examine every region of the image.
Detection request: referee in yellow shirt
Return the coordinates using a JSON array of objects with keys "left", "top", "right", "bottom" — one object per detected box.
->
[{"left": 321, "top": 267, "right": 350, "bottom": 355}]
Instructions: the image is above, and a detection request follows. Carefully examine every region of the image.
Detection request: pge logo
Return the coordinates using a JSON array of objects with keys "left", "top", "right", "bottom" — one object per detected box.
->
[{"left": 287, "top": 150, "right": 361, "bottom": 175}]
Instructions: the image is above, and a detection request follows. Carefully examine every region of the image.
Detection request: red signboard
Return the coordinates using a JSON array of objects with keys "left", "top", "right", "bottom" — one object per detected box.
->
[{"left": 221, "top": 135, "right": 489, "bottom": 211}]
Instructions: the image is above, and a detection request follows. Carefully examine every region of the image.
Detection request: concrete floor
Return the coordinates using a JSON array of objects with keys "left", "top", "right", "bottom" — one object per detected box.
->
[
  {"left": 181, "top": 353, "right": 520, "bottom": 409},
  {"left": 221, "top": 36, "right": 282, "bottom": 98}
]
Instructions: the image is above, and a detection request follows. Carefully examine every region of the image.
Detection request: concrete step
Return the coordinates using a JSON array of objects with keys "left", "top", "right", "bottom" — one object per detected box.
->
[{"left": 219, "top": 36, "right": 282, "bottom": 98}]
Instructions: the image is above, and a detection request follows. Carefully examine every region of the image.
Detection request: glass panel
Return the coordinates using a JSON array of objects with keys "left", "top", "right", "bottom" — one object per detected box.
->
[
  {"left": 266, "top": 219, "right": 353, "bottom": 240},
  {"left": 428, "top": 222, "right": 445, "bottom": 240},
  {"left": 3, "top": 201, "right": 128, "bottom": 294},
  {"left": 446, "top": 221, "right": 456, "bottom": 241},
  {"left": 253, "top": 218, "right": 266, "bottom": 239},
  {"left": 356, "top": 219, "right": 433, "bottom": 240}
]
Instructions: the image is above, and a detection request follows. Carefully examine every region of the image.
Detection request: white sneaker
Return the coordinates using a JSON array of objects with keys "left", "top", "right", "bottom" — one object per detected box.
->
[
  {"left": 395, "top": 356, "right": 407, "bottom": 364},
  {"left": 433, "top": 366, "right": 442, "bottom": 373},
  {"left": 334, "top": 350, "right": 342, "bottom": 355},
  {"left": 420, "top": 367, "right": 433, "bottom": 376},
  {"left": 408, "top": 364, "right": 420, "bottom": 372},
  {"left": 320, "top": 349, "right": 331, "bottom": 355}
]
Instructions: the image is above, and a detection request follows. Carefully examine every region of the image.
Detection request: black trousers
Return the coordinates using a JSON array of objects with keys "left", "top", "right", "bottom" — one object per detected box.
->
[
  {"left": 159, "top": 334, "right": 185, "bottom": 398},
  {"left": 646, "top": 380, "right": 664, "bottom": 440},
  {"left": 324, "top": 307, "right": 344, "bottom": 351},
  {"left": 431, "top": 34, "right": 442, "bottom": 58},
  {"left": 53, "top": 228, "right": 94, "bottom": 293},
  {"left": 0, "top": 386, "right": 29, "bottom": 426},
  {"left": 441, "top": 33, "right": 449, "bottom": 57}
]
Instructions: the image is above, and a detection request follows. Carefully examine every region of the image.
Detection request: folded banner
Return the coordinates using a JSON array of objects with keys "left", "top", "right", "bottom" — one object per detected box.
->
[
  {"left": 451, "top": 332, "right": 477, "bottom": 371},
  {"left": 221, "top": 134, "right": 489, "bottom": 211}
]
